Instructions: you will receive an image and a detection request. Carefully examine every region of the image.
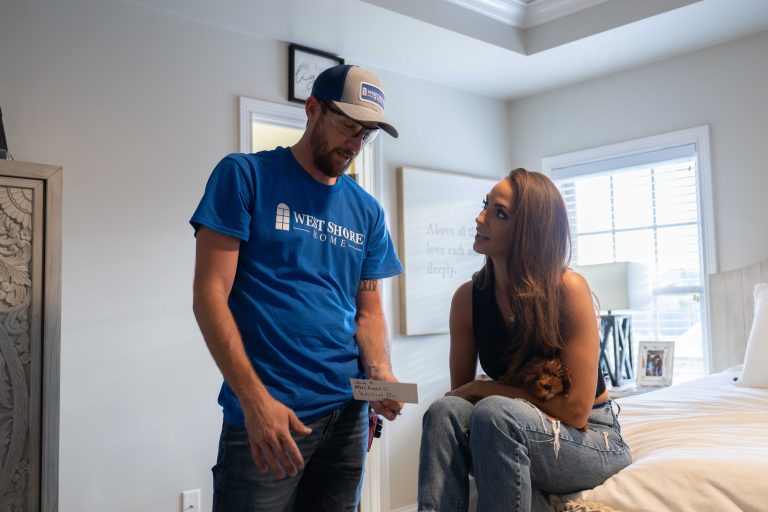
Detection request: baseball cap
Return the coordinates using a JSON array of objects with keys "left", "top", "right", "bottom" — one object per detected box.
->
[{"left": 310, "top": 65, "right": 398, "bottom": 138}]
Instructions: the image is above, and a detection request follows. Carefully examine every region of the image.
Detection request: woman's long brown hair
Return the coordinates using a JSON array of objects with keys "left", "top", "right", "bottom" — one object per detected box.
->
[{"left": 474, "top": 168, "right": 572, "bottom": 373}]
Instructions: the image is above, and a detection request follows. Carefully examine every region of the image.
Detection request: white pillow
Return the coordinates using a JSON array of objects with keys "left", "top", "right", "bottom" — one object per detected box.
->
[{"left": 737, "top": 283, "right": 768, "bottom": 388}]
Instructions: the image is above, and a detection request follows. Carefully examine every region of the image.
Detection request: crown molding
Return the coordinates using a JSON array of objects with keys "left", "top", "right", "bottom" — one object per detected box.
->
[
  {"left": 443, "top": 0, "right": 527, "bottom": 27},
  {"left": 524, "top": 0, "right": 612, "bottom": 27},
  {"left": 443, "top": 0, "right": 612, "bottom": 28}
]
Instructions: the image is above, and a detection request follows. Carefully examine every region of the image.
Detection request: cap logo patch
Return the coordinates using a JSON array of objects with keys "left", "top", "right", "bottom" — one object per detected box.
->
[{"left": 359, "top": 82, "right": 385, "bottom": 111}]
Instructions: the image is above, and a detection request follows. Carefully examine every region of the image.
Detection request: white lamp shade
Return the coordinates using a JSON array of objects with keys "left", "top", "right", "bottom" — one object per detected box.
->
[{"left": 572, "top": 262, "right": 651, "bottom": 312}]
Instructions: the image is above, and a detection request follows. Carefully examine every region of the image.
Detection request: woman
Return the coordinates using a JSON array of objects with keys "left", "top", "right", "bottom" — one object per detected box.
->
[{"left": 417, "top": 169, "right": 632, "bottom": 512}]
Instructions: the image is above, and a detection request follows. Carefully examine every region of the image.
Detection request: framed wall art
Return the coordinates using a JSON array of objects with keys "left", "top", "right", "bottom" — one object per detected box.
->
[
  {"left": 288, "top": 44, "right": 344, "bottom": 104},
  {"left": 397, "top": 166, "right": 499, "bottom": 335}
]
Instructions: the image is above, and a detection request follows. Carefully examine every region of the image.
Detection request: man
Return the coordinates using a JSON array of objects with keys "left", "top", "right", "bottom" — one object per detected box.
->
[{"left": 190, "top": 64, "right": 403, "bottom": 511}]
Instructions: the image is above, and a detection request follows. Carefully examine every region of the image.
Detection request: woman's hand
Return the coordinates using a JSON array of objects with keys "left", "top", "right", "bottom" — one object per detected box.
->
[{"left": 445, "top": 380, "right": 489, "bottom": 403}]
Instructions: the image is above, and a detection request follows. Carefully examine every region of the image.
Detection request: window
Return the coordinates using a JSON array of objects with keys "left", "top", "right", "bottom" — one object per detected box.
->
[{"left": 543, "top": 127, "right": 716, "bottom": 383}]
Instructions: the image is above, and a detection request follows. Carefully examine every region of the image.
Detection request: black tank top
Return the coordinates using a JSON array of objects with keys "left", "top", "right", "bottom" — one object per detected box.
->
[{"left": 472, "top": 280, "right": 606, "bottom": 398}]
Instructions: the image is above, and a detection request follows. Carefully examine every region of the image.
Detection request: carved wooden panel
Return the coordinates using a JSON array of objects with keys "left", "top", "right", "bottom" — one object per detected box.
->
[
  {"left": 0, "top": 160, "right": 60, "bottom": 512},
  {"left": 0, "top": 177, "right": 44, "bottom": 512}
]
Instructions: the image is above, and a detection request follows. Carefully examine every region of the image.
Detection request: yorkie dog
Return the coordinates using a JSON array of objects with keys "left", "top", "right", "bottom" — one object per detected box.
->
[{"left": 500, "top": 358, "right": 573, "bottom": 401}]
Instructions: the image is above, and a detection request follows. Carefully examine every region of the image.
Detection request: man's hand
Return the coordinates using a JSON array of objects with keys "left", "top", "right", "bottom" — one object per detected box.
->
[
  {"left": 368, "top": 369, "right": 404, "bottom": 421},
  {"left": 242, "top": 397, "right": 312, "bottom": 479}
]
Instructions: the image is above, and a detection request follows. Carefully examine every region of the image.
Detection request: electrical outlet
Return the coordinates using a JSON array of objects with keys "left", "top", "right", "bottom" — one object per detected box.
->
[{"left": 181, "top": 489, "right": 200, "bottom": 512}]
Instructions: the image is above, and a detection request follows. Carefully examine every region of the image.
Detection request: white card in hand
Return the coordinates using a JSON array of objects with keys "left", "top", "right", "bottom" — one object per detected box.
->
[{"left": 350, "top": 379, "right": 419, "bottom": 403}]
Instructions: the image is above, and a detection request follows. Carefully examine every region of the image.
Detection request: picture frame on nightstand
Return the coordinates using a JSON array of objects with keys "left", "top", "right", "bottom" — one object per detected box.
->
[{"left": 636, "top": 341, "right": 675, "bottom": 387}]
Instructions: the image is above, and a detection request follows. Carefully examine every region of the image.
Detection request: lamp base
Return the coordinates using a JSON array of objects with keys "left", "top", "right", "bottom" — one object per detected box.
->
[{"left": 599, "top": 314, "right": 634, "bottom": 387}]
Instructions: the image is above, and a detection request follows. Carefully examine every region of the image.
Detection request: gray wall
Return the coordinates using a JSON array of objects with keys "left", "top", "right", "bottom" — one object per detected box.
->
[
  {"left": 508, "top": 29, "right": 768, "bottom": 274},
  {"left": 0, "top": 0, "right": 510, "bottom": 510}
]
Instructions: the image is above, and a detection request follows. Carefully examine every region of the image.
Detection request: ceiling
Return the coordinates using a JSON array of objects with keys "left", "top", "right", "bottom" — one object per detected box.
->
[{"left": 123, "top": 0, "right": 768, "bottom": 100}]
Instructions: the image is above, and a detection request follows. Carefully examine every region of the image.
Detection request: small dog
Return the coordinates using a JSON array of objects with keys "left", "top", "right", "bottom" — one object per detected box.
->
[{"left": 500, "top": 358, "right": 572, "bottom": 401}]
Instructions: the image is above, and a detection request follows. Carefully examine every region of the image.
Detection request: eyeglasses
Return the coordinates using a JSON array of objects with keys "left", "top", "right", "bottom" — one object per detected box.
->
[{"left": 320, "top": 101, "right": 380, "bottom": 144}]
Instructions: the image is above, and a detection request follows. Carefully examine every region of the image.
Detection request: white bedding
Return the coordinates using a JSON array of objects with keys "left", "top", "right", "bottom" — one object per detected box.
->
[{"left": 563, "top": 369, "right": 768, "bottom": 512}]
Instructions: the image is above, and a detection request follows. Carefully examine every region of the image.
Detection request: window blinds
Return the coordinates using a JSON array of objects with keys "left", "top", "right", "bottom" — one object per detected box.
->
[{"left": 554, "top": 145, "right": 705, "bottom": 373}]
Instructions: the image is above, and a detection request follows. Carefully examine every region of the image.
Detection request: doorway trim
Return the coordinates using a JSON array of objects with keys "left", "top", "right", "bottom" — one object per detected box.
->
[{"left": 239, "top": 97, "right": 307, "bottom": 153}]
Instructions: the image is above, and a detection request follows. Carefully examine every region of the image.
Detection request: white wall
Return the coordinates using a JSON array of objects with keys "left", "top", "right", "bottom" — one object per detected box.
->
[
  {"left": 508, "top": 29, "right": 768, "bottom": 273},
  {"left": 0, "top": 0, "right": 510, "bottom": 510}
]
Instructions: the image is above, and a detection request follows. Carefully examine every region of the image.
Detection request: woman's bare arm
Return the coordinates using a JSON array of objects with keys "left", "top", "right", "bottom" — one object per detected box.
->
[{"left": 449, "top": 281, "right": 478, "bottom": 390}]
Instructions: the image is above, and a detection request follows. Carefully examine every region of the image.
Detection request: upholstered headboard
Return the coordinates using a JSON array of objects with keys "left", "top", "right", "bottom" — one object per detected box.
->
[{"left": 709, "top": 260, "right": 768, "bottom": 372}]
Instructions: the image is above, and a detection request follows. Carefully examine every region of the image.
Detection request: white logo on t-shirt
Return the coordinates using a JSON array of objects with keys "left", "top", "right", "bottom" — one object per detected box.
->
[
  {"left": 275, "top": 203, "right": 290, "bottom": 231},
  {"left": 281, "top": 206, "right": 365, "bottom": 252}
]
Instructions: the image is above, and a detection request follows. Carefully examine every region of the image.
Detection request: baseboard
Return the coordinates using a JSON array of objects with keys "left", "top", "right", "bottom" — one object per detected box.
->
[
  {"left": 393, "top": 475, "right": 477, "bottom": 512},
  {"left": 390, "top": 504, "right": 417, "bottom": 512}
]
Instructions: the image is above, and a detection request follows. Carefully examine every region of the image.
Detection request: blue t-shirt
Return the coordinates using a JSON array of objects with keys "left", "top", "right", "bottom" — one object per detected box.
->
[{"left": 190, "top": 147, "right": 403, "bottom": 425}]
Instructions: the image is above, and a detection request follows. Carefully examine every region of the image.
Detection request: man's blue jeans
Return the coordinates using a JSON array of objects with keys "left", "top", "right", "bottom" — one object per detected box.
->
[
  {"left": 418, "top": 396, "right": 632, "bottom": 512},
  {"left": 212, "top": 399, "right": 368, "bottom": 512}
]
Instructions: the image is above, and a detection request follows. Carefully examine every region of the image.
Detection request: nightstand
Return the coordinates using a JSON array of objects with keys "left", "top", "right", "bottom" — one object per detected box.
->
[{"left": 609, "top": 383, "right": 659, "bottom": 398}]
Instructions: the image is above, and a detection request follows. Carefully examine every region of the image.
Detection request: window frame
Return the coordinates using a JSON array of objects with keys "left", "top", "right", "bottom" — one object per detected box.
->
[{"left": 541, "top": 125, "right": 716, "bottom": 372}]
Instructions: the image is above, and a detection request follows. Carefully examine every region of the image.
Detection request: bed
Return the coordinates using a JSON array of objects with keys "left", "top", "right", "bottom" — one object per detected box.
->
[
  {"left": 557, "top": 367, "right": 768, "bottom": 511},
  {"left": 550, "top": 259, "right": 768, "bottom": 512}
]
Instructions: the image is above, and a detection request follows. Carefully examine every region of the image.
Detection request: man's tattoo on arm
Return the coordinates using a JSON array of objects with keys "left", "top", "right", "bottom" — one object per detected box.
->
[{"left": 360, "top": 279, "right": 378, "bottom": 292}]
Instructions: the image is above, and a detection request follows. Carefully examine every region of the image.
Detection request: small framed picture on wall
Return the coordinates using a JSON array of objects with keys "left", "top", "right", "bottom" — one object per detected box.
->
[
  {"left": 288, "top": 44, "right": 344, "bottom": 104},
  {"left": 636, "top": 341, "right": 675, "bottom": 386}
]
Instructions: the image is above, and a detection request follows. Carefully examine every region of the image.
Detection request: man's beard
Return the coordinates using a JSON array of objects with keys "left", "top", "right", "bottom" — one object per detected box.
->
[{"left": 310, "top": 126, "right": 355, "bottom": 178}]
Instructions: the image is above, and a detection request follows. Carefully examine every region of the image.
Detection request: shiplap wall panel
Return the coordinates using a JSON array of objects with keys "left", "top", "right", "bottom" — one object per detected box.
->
[
  {"left": 743, "top": 264, "right": 762, "bottom": 333},
  {"left": 709, "top": 260, "right": 768, "bottom": 372},
  {"left": 708, "top": 274, "right": 728, "bottom": 372},
  {"left": 726, "top": 271, "right": 747, "bottom": 370}
]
